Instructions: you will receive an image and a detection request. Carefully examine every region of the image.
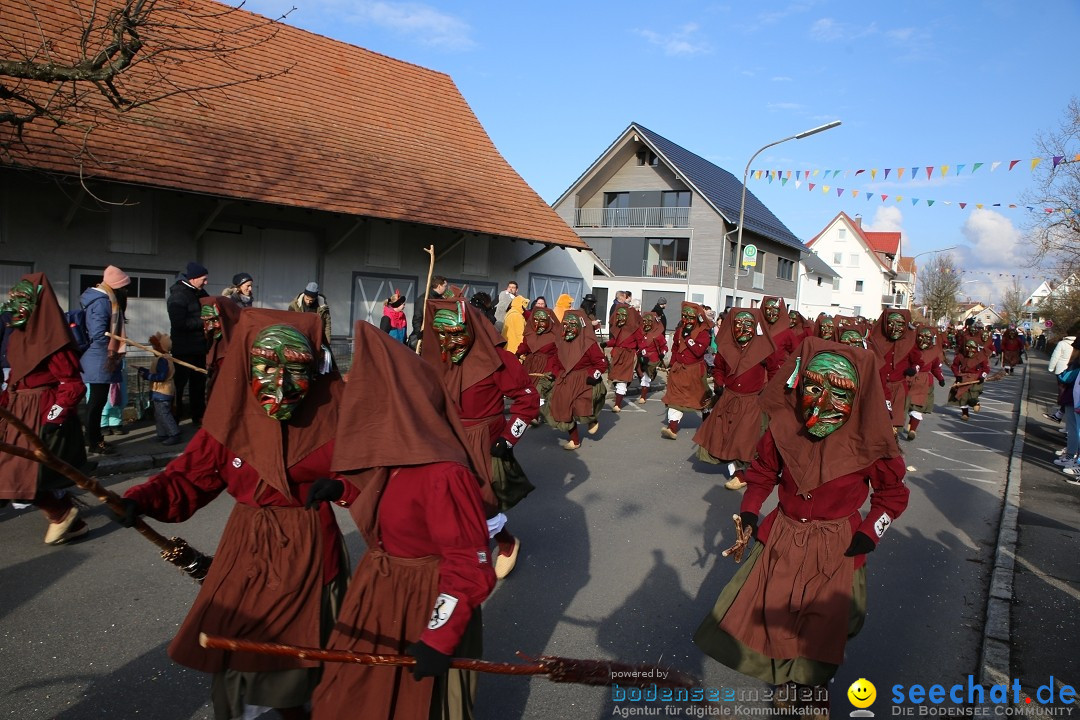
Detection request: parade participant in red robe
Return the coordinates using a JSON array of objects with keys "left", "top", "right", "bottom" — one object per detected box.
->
[
  {"left": 313, "top": 321, "right": 495, "bottom": 720},
  {"left": 788, "top": 309, "right": 812, "bottom": 340},
  {"left": 695, "top": 338, "right": 909, "bottom": 712},
  {"left": 121, "top": 309, "right": 348, "bottom": 720},
  {"left": 421, "top": 298, "right": 539, "bottom": 579},
  {"left": 605, "top": 302, "right": 645, "bottom": 412},
  {"left": 199, "top": 295, "right": 242, "bottom": 401},
  {"left": 904, "top": 325, "right": 946, "bottom": 441},
  {"left": 870, "top": 309, "right": 922, "bottom": 432},
  {"left": 949, "top": 336, "right": 991, "bottom": 421},
  {"left": 544, "top": 309, "right": 607, "bottom": 450},
  {"left": 760, "top": 296, "right": 798, "bottom": 368},
  {"left": 515, "top": 307, "right": 562, "bottom": 419},
  {"left": 661, "top": 302, "right": 714, "bottom": 440},
  {"left": 812, "top": 313, "right": 837, "bottom": 341},
  {"left": 636, "top": 312, "right": 667, "bottom": 404},
  {"left": 693, "top": 308, "right": 777, "bottom": 490},
  {"left": 0, "top": 273, "right": 90, "bottom": 544},
  {"left": 1001, "top": 327, "right": 1023, "bottom": 374}
]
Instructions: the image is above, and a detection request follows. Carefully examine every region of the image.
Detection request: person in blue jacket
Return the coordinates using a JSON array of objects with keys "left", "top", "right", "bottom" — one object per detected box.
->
[{"left": 79, "top": 265, "right": 129, "bottom": 455}]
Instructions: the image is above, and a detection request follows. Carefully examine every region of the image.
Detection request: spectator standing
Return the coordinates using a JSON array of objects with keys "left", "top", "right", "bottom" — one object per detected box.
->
[
  {"left": 1057, "top": 338, "right": 1080, "bottom": 477},
  {"left": 288, "top": 281, "right": 332, "bottom": 340},
  {"left": 168, "top": 262, "right": 209, "bottom": 427},
  {"left": 651, "top": 297, "right": 669, "bottom": 331},
  {"left": 80, "top": 265, "right": 130, "bottom": 455},
  {"left": 1045, "top": 325, "right": 1079, "bottom": 422},
  {"left": 222, "top": 272, "right": 254, "bottom": 308},
  {"left": 378, "top": 290, "right": 408, "bottom": 342},
  {"left": 138, "top": 332, "right": 182, "bottom": 445},
  {"left": 580, "top": 293, "right": 602, "bottom": 334},
  {"left": 470, "top": 291, "right": 497, "bottom": 325},
  {"left": 494, "top": 280, "right": 518, "bottom": 331},
  {"left": 608, "top": 290, "right": 628, "bottom": 319}
]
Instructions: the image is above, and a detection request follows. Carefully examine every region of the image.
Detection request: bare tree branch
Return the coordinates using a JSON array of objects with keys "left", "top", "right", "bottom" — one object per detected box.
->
[
  {"left": 917, "top": 253, "right": 965, "bottom": 325},
  {"left": 1023, "top": 97, "right": 1080, "bottom": 272}
]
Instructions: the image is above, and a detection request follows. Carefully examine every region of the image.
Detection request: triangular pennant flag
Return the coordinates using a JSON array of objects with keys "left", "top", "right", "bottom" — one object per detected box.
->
[
  {"left": 1053, "top": 156, "right": 1064, "bottom": 168},
  {"left": 955, "top": 164, "right": 964, "bottom": 175},
  {"left": 1026, "top": 206, "right": 1034, "bottom": 211},
  {"left": 927, "top": 200, "right": 935, "bottom": 206},
  {"left": 992, "top": 203, "right": 1000, "bottom": 207},
  {"left": 1031, "top": 158, "right": 1042, "bottom": 171},
  {"left": 912, "top": 166, "right": 920, "bottom": 178},
  {"left": 1045, "top": 207, "right": 1054, "bottom": 213},
  {"left": 795, "top": 180, "right": 802, "bottom": 189},
  {"left": 823, "top": 185, "right": 831, "bottom": 193},
  {"left": 896, "top": 195, "right": 904, "bottom": 202},
  {"left": 943, "top": 201, "right": 952, "bottom": 205},
  {"left": 851, "top": 189, "right": 859, "bottom": 197},
  {"left": 991, "top": 161, "right": 1001, "bottom": 172},
  {"left": 843, "top": 170, "right": 851, "bottom": 179},
  {"left": 786, "top": 170, "right": 792, "bottom": 179},
  {"left": 781, "top": 177, "right": 789, "bottom": 186},
  {"left": 866, "top": 192, "right": 874, "bottom": 201},
  {"left": 976, "top": 203, "right": 983, "bottom": 209},
  {"left": 959, "top": 202, "right": 967, "bottom": 209},
  {"left": 926, "top": 166, "right": 935, "bottom": 179},
  {"left": 897, "top": 168, "right": 906, "bottom": 180},
  {"left": 1009, "top": 160, "right": 1020, "bottom": 171},
  {"left": 973, "top": 162, "right": 983, "bottom": 173},
  {"left": 912, "top": 198, "right": 919, "bottom": 205},
  {"left": 767, "top": 173, "right": 774, "bottom": 183},
  {"left": 881, "top": 194, "right": 888, "bottom": 202},
  {"left": 1008, "top": 204, "right": 1016, "bottom": 208},
  {"left": 809, "top": 183, "right": 816, "bottom": 192},
  {"left": 813, "top": 169, "right": 820, "bottom": 177},
  {"left": 795, "top": 170, "right": 802, "bottom": 181},
  {"left": 883, "top": 169, "right": 891, "bottom": 180},
  {"left": 837, "top": 188, "right": 844, "bottom": 196},
  {"left": 856, "top": 169, "right": 865, "bottom": 176},
  {"left": 871, "top": 169, "right": 878, "bottom": 181},
  {"left": 754, "top": 170, "right": 762, "bottom": 180}
]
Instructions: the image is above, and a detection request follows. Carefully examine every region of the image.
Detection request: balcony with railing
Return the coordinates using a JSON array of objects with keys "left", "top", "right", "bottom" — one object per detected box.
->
[
  {"left": 575, "top": 207, "right": 690, "bottom": 228},
  {"left": 642, "top": 260, "right": 688, "bottom": 278},
  {"left": 882, "top": 292, "right": 909, "bottom": 308}
]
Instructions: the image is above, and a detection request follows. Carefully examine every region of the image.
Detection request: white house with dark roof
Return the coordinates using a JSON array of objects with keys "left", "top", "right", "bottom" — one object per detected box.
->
[{"left": 551, "top": 122, "right": 834, "bottom": 322}]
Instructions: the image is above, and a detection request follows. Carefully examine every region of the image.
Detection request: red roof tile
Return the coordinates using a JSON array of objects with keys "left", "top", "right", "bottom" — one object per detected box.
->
[
  {"left": 864, "top": 231, "right": 901, "bottom": 256},
  {"left": 0, "top": 0, "right": 585, "bottom": 249},
  {"left": 898, "top": 256, "right": 916, "bottom": 273}
]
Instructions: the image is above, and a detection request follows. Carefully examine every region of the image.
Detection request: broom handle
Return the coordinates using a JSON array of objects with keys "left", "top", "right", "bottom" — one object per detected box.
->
[
  {"left": 199, "top": 634, "right": 545, "bottom": 676},
  {"left": 106, "top": 333, "right": 208, "bottom": 374},
  {"left": 416, "top": 245, "right": 436, "bottom": 355}
]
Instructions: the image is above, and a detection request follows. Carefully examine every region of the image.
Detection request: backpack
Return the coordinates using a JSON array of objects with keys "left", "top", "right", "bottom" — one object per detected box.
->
[{"left": 65, "top": 307, "right": 91, "bottom": 354}]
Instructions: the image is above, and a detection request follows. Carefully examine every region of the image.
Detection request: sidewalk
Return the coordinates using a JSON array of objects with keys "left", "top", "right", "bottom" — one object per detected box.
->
[
  {"left": 981, "top": 352, "right": 1080, "bottom": 696},
  {"left": 89, "top": 415, "right": 195, "bottom": 476}
]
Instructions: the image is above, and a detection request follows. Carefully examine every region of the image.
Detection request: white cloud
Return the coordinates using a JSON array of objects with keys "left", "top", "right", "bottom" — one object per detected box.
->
[
  {"left": 634, "top": 24, "right": 711, "bottom": 56},
  {"left": 809, "top": 17, "right": 878, "bottom": 42},
  {"left": 957, "top": 209, "right": 1025, "bottom": 270},
  {"left": 864, "top": 206, "right": 906, "bottom": 238},
  {"left": 771, "top": 76, "right": 793, "bottom": 82},
  {"left": 346, "top": 1, "right": 474, "bottom": 50}
]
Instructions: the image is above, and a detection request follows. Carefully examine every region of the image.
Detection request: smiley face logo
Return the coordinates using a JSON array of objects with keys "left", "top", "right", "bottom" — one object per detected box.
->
[{"left": 848, "top": 678, "right": 876, "bottom": 709}]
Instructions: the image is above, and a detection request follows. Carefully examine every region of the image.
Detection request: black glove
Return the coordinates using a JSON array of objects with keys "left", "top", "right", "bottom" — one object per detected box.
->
[
  {"left": 585, "top": 370, "right": 602, "bottom": 386},
  {"left": 406, "top": 641, "right": 451, "bottom": 680},
  {"left": 305, "top": 477, "right": 344, "bottom": 510},
  {"left": 903, "top": 367, "right": 918, "bottom": 377},
  {"left": 39, "top": 423, "right": 62, "bottom": 443},
  {"left": 938, "top": 378, "right": 946, "bottom": 387},
  {"left": 844, "top": 531, "right": 876, "bottom": 557},
  {"left": 739, "top": 511, "right": 758, "bottom": 539},
  {"left": 491, "top": 437, "right": 514, "bottom": 460},
  {"left": 113, "top": 497, "right": 142, "bottom": 528}
]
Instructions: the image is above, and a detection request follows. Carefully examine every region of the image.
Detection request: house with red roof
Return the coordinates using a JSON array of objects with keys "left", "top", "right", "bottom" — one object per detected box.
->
[
  {"left": 0, "top": 0, "right": 588, "bottom": 345},
  {"left": 806, "top": 211, "right": 914, "bottom": 318}
]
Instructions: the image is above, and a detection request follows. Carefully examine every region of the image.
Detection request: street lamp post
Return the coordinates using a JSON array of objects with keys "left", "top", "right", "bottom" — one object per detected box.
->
[{"left": 723, "top": 121, "right": 842, "bottom": 308}]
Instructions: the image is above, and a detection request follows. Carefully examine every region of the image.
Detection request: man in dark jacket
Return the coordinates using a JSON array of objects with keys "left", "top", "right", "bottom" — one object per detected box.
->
[
  {"left": 651, "top": 297, "right": 669, "bottom": 331},
  {"left": 167, "top": 261, "right": 209, "bottom": 426}
]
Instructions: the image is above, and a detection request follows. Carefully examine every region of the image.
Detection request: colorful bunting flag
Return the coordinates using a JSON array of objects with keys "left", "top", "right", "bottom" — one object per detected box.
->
[
  {"left": 926, "top": 166, "right": 934, "bottom": 179},
  {"left": 837, "top": 188, "right": 844, "bottom": 196},
  {"left": 871, "top": 169, "right": 878, "bottom": 181},
  {"left": 856, "top": 169, "right": 865, "bottom": 176},
  {"left": 973, "top": 162, "right": 983, "bottom": 173},
  {"left": 991, "top": 161, "right": 1001, "bottom": 172},
  {"left": 1031, "top": 158, "right": 1042, "bottom": 171},
  {"left": 912, "top": 199, "right": 919, "bottom": 205},
  {"left": 897, "top": 168, "right": 905, "bottom": 180},
  {"left": 1009, "top": 160, "right": 1020, "bottom": 171},
  {"left": 959, "top": 202, "right": 967, "bottom": 209},
  {"left": 883, "top": 169, "right": 891, "bottom": 180},
  {"left": 955, "top": 164, "right": 964, "bottom": 175},
  {"left": 808, "top": 183, "right": 816, "bottom": 192},
  {"left": 881, "top": 194, "right": 888, "bottom": 202},
  {"left": 927, "top": 200, "right": 935, "bottom": 206},
  {"left": 1053, "top": 156, "right": 1064, "bottom": 168},
  {"left": 912, "top": 167, "right": 920, "bottom": 178}
]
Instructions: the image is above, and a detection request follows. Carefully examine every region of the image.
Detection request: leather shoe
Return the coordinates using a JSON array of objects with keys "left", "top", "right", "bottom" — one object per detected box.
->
[
  {"left": 724, "top": 477, "right": 747, "bottom": 490},
  {"left": 44, "top": 507, "right": 88, "bottom": 545},
  {"left": 563, "top": 440, "right": 580, "bottom": 451},
  {"left": 660, "top": 427, "right": 677, "bottom": 440},
  {"left": 494, "top": 537, "right": 521, "bottom": 579}
]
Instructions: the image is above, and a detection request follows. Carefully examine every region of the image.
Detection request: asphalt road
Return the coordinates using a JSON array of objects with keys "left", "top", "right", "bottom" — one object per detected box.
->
[{"left": 0, "top": 362, "right": 1026, "bottom": 719}]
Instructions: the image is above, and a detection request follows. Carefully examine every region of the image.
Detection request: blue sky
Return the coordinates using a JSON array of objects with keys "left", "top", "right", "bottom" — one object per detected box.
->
[{"left": 241, "top": 0, "right": 1078, "bottom": 304}]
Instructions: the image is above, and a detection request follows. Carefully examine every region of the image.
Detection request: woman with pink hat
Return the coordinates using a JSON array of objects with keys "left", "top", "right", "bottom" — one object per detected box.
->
[{"left": 79, "top": 265, "right": 129, "bottom": 455}]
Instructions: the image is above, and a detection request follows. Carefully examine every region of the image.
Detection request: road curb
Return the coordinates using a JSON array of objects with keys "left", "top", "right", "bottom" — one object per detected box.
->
[
  {"left": 978, "top": 365, "right": 1028, "bottom": 686},
  {"left": 95, "top": 450, "right": 182, "bottom": 476}
]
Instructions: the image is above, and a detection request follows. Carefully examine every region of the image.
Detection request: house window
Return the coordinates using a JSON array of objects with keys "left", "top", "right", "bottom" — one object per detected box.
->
[
  {"left": 832, "top": 277, "right": 841, "bottom": 290},
  {"left": 853, "top": 305, "right": 862, "bottom": 316},
  {"left": 817, "top": 276, "right": 823, "bottom": 287},
  {"left": 777, "top": 257, "right": 795, "bottom": 281},
  {"left": 660, "top": 191, "right": 691, "bottom": 226},
  {"left": 646, "top": 238, "right": 689, "bottom": 277},
  {"left": 728, "top": 240, "right": 738, "bottom": 268},
  {"left": 849, "top": 254, "right": 860, "bottom": 266},
  {"left": 833, "top": 252, "right": 843, "bottom": 265},
  {"left": 636, "top": 150, "right": 659, "bottom": 166},
  {"left": 604, "top": 192, "right": 630, "bottom": 227},
  {"left": 855, "top": 280, "right": 864, "bottom": 293},
  {"left": 838, "top": 228, "right": 847, "bottom": 239}
]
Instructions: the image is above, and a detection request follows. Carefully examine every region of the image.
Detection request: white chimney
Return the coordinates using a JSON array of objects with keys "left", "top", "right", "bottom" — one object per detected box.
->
[{"left": 854, "top": 214, "right": 863, "bottom": 227}]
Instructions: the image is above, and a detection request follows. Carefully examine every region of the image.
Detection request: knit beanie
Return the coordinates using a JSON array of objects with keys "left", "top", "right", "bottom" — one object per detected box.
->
[
  {"left": 304, "top": 282, "right": 320, "bottom": 297},
  {"left": 232, "top": 272, "right": 253, "bottom": 286},
  {"left": 185, "top": 261, "right": 209, "bottom": 280},
  {"left": 103, "top": 265, "right": 131, "bottom": 288}
]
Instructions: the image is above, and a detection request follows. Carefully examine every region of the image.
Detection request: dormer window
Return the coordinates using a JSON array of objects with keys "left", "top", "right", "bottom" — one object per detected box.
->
[{"left": 636, "top": 150, "right": 659, "bottom": 166}]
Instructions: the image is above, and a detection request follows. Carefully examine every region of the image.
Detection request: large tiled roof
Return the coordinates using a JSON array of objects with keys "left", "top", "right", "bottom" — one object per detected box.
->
[
  {"left": 865, "top": 231, "right": 901, "bottom": 256},
  {"left": 0, "top": 0, "right": 585, "bottom": 249},
  {"left": 631, "top": 124, "right": 810, "bottom": 253},
  {"left": 898, "top": 256, "right": 917, "bottom": 274}
]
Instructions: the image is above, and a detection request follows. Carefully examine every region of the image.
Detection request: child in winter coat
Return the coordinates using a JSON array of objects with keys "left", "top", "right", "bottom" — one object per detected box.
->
[{"left": 138, "top": 333, "right": 182, "bottom": 446}]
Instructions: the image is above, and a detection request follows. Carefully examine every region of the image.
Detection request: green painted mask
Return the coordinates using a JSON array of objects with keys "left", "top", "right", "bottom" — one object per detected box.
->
[
  {"left": 615, "top": 307, "right": 628, "bottom": 328},
  {"left": 885, "top": 312, "right": 906, "bottom": 341},
  {"left": 732, "top": 311, "right": 755, "bottom": 346},
  {"left": 916, "top": 328, "right": 934, "bottom": 350},
  {"left": 201, "top": 303, "right": 222, "bottom": 342},
  {"left": 839, "top": 329, "right": 866, "bottom": 347},
  {"left": 963, "top": 339, "right": 979, "bottom": 358},
  {"left": 762, "top": 299, "right": 780, "bottom": 325},
  {"left": 642, "top": 315, "right": 654, "bottom": 332},
  {"left": 433, "top": 307, "right": 473, "bottom": 364},
  {"left": 788, "top": 309, "right": 800, "bottom": 328},
  {"left": 799, "top": 352, "right": 858, "bottom": 438},
  {"left": 5, "top": 279, "right": 39, "bottom": 329},
  {"left": 563, "top": 314, "right": 581, "bottom": 341},
  {"left": 532, "top": 309, "right": 551, "bottom": 335},
  {"left": 249, "top": 325, "right": 314, "bottom": 421},
  {"left": 817, "top": 316, "right": 836, "bottom": 340}
]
